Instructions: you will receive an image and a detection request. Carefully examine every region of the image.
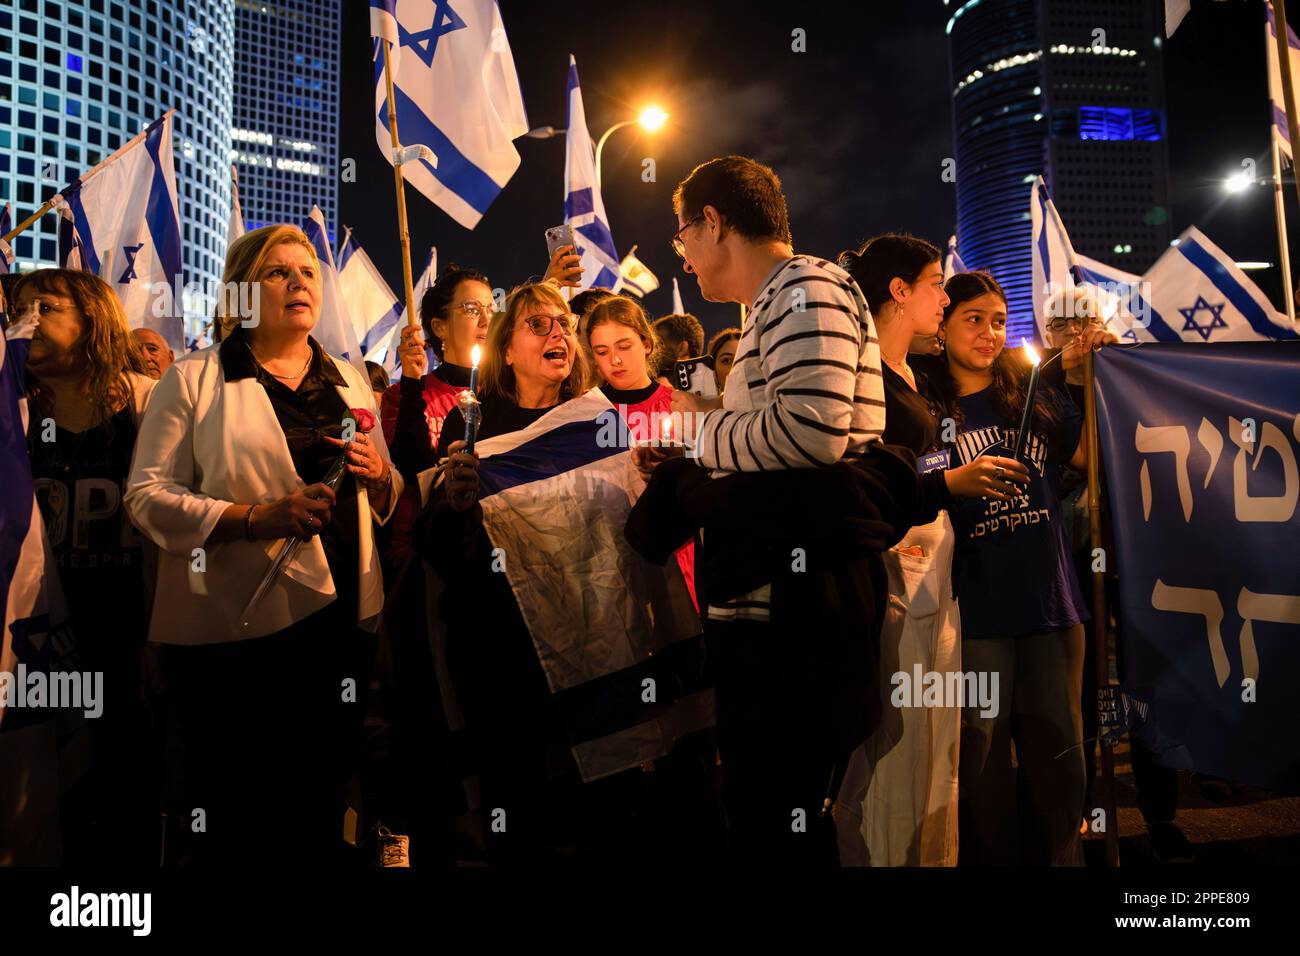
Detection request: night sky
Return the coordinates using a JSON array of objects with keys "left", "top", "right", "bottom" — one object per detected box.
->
[{"left": 338, "top": 0, "right": 1292, "bottom": 340}]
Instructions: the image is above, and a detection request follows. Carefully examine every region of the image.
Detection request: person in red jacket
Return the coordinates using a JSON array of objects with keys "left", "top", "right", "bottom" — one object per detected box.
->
[{"left": 586, "top": 295, "right": 697, "bottom": 610}]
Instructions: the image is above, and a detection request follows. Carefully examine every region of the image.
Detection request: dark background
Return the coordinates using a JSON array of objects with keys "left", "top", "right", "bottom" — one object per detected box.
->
[{"left": 338, "top": 0, "right": 1291, "bottom": 340}]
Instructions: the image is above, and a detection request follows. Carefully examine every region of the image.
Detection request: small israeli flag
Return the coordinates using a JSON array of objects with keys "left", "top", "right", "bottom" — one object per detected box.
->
[
  {"left": 619, "top": 246, "right": 659, "bottom": 297},
  {"left": 303, "top": 206, "right": 368, "bottom": 377},
  {"left": 337, "top": 229, "right": 404, "bottom": 360},
  {"left": 565, "top": 55, "right": 623, "bottom": 292}
]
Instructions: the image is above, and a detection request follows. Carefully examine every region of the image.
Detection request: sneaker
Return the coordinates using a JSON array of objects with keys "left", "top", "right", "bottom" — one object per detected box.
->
[
  {"left": 377, "top": 826, "right": 410, "bottom": 868},
  {"left": 1149, "top": 821, "right": 1195, "bottom": 864}
]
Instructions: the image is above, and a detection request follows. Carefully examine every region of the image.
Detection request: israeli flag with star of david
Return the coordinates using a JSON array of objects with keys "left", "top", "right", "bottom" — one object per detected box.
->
[
  {"left": 50, "top": 112, "right": 184, "bottom": 349},
  {"left": 943, "top": 233, "right": 968, "bottom": 281},
  {"left": 564, "top": 56, "right": 623, "bottom": 292},
  {"left": 372, "top": 0, "right": 528, "bottom": 230},
  {"left": 1137, "top": 227, "right": 1298, "bottom": 342}
]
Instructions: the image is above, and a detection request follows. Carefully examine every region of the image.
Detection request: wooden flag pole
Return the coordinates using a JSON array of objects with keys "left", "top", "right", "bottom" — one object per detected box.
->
[
  {"left": 1271, "top": 137, "right": 1297, "bottom": 328},
  {"left": 381, "top": 40, "right": 419, "bottom": 331},
  {"left": 1274, "top": 0, "right": 1300, "bottom": 214},
  {"left": 1084, "top": 347, "right": 1120, "bottom": 868},
  {"left": 2, "top": 198, "right": 57, "bottom": 245}
]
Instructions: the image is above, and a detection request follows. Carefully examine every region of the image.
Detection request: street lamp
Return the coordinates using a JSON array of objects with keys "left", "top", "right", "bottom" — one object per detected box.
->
[
  {"left": 526, "top": 108, "right": 669, "bottom": 190},
  {"left": 595, "top": 107, "right": 669, "bottom": 191}
]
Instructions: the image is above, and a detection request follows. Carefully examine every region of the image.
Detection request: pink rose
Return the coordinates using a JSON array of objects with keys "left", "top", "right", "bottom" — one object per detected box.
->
[{"left": 348, "top": 407, "right": 377, "bottom": 434}]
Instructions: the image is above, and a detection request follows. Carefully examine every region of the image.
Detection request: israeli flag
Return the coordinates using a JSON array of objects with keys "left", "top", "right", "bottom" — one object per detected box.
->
[
  {"left": 565, "top": 56, "right": 623, "bottom": 292},
  {"left": 671, "top": 277, "right": 684, "bottom": 315},
  {"left": 416, "top": 389, "right": 708, "bottom": 782},
  {"left": 50, "top": 113, "right": 183, "bottom": 350},
  {"left": 619, "top": 246, "right": 659, "bottom": 298},
  {"left": 1029, "top": 176, "right": 1084, "bottom": 341},
  {"left": 1267, "top": 1, "right": 1300, "bottom": 162},
  {"left": 337, "top": 229, "right": 404, "bottom": 360},
  {"left": 372, "top": 0, "right": 528, "bottom": 230},
  {"left": 228, "top": 164, "right": 245, "bottom": 247},
  {"left": 302, "top": 206, "right": 368, "bottom": 378},
  {"left": 0, "top": 202, "right": 13, "bottom": 275},
  {"left": 1140, "top": 227, "right": 1298, "bottom": 342},
  {"left": 943, "top": 233, "right": 968, "bottom": 281},
  {"left": 382, "top": 246, "right": 436, "bottom": 374}
]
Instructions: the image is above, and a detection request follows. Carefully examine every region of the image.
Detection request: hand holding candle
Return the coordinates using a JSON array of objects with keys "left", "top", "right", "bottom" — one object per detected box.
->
[
  {"left": 463, "top": 343, "right": 482, "bottom": 454},
  {"left": 1012, "top": 341, "right": 1041, "bottom": 463}
]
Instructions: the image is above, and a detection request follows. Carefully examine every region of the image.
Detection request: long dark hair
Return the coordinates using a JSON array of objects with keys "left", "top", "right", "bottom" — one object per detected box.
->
[
  {"left": 931, "top": 271, "right": 1058, "bottom": 434},
  {"left": 836, "top": 232, "right": 941, "bottom": 314}
]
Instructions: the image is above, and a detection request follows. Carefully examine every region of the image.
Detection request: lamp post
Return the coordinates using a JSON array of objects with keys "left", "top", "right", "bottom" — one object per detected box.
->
[{"left": 525, "top": 106, "right": 668, "bottom": 191}]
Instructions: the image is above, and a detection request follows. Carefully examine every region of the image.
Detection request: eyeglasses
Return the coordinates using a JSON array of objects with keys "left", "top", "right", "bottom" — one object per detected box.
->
[
  {"left": 671, "top": 215, "right": 705, "bottom": 258},
  {"left": 457, "top": 301, "right": 494, "bottom": 325},
  {"left": 519, "top": 312, "right": 576, "bottom": 337},
  {"left": 1044, "top": 315, "right": 1102, "bottom": 333}
]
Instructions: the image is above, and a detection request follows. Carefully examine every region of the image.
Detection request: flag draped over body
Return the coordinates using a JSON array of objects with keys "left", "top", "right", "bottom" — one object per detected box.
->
[
  {"left": 372, "top": 0, "right": 528, "bottom": 229},
  {"left": 51, "top": 112, "right": 184, "bottom": 350},
  {"left": 1093, "top": 342, "right": 1300, "bottom": 791},
  {"left": 564, "top": 56, "right": 623, "bottom": 292},
  {"left": 418, "top": 390, "right": 709, "bottom": 781}
]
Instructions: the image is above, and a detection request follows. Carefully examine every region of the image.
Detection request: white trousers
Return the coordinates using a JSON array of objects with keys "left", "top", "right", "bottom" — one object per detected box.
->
[{"left": 835, "top": 511, "right": 961, "bottom": 866}]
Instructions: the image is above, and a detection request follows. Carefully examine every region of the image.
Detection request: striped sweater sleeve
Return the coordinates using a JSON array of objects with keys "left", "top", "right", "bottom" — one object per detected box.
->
[{"left": 693, "top": 274, "right": 864, "bottom": 471}]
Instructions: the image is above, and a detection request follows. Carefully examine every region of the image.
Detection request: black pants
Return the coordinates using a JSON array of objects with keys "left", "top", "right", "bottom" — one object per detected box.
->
[
  {"left": 706, "top": 620, "right": 844, "bottom": 867},
  {"left": 159, "top": 604, "right": 375, "bottom": 866}
]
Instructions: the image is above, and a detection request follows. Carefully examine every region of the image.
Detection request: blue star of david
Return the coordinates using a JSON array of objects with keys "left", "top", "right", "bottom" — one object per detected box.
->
[
  {"left": 1177, "top": 295, "right": 1228, "bottom": 341},
  {"left": 118, "top": 242, "right": 145, "bottom": 284},
  {"left": 398, "top": 1, "right": 468, "bottom": 68}
]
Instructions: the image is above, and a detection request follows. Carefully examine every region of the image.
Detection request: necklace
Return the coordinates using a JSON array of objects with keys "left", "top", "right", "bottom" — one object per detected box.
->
[{"left": 247, "top": 341, "right": 311, "bottom": 380}]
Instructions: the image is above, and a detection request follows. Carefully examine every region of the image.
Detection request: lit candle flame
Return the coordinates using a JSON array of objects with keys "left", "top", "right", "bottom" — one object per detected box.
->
[
  {"left": 471, "top": 344, "right": 481, "bottom": 368},
  {"left": 660, "top": 416, "right": 674, "bottom": 441},
  {"left": 1022, "top": 340, "right": 1041, "bottom": 366}
]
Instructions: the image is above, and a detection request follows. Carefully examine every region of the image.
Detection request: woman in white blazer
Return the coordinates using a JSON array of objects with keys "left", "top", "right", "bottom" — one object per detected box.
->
[
  {"left": 125, "top": 224, "right": 402, "bottom": 866},
  {"left": 14, "top": 268, "right": 157, "bottom": 866}
]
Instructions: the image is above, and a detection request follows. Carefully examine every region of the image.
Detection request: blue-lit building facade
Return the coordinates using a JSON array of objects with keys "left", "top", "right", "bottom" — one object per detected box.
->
[
  {"left": 946, "top": 0, "right": 1172, "bottom": 342},
  {"left": 1, "top": 0, "right": 234, "bottom": 333},
  {"left": 231, "top": 0, "right": 339, "bottom": 245}
]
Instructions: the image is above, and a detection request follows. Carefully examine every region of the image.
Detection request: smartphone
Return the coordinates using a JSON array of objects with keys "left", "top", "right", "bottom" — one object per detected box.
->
[
  {"left": 544, "top": 224, "right": 576, "bottom": 260},
  {"left": 671, "top": 355, "right": 719, "bottom": 398}
]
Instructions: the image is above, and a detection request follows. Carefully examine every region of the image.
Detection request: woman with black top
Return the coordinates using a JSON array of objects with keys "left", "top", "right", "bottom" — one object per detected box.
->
[
  {"left": 411, "top": 282, "right": 593, "bottom": 860},
  {"left": 932, "top": 271, "right": 1093, "bottom": 866},
  {"left": 15, "top": 269, "right": 156, "bottom": 865},
  {"left": 126, "top": 225, "right": 400, "bottom": 866},
  {"left": 833, "top": 236, "right": 1030, "bottom": 866}
]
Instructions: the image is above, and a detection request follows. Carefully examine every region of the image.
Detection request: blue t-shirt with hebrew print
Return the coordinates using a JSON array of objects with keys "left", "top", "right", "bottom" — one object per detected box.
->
[{"left": 949, "top": 384, "right": 1089, "bottom": 640}]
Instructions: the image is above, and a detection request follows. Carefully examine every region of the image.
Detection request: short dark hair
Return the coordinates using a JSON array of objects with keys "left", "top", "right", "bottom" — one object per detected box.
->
[
  {"left": 673, "top": 155, "right": 792, "bottom": 245},
  {"left": 653, "top": 313, "right": 705, "bottom": 356},
  {"left": 837, "top": 233, "right": 942, "bottom": 315},
  {"left": 570, "top": 287, "right": 616, "bottom": 318},
  {"left": 420, "top": 263, "right": 491, "bottom": 360},
  {"left": 364, "top": 360, "right": 389, "bottom": 393}
]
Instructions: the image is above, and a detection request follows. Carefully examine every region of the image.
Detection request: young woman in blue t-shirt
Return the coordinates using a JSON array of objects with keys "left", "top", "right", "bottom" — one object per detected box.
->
[{"left": 929, "top": 271, "right": 1111, "bottom": 866}]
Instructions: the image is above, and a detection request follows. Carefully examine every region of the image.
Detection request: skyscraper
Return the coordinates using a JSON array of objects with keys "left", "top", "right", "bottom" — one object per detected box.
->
[
  {"left": 947, "top": 0, "right": 1172, "bottom": 342},
  {"left": 0, "top": 0, "right": 234, "bottom": 320},
  {"left": 231, "top": 0, "right": 340, "bottom": 244}
]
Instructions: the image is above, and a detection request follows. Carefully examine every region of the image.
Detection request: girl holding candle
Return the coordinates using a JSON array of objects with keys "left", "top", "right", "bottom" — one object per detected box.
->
[
  {"left": 928, "top": 270, "right": 1093, "bottom": 866},
  {"left": 125, "top": 224, "right": 400, "bottom": 866},
  {"left": 833, "top": 235, "right": 1032, "bottom": 867},
  {"left": 584, "top": 294, "right": 697, "bottom": 609}
]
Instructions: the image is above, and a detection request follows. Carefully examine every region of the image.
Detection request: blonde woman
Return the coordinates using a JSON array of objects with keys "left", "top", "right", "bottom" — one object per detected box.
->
[
  {"left": 125, "top": 224, "right": 401, "bottom": 866},
  {"left": 14, "top": 269, "right": 155, "bottom": 865}
]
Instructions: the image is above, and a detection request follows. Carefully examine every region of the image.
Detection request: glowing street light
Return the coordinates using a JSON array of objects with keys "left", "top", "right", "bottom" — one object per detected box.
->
[{"left": 1224, "top": 170, "right": 1254, "bottom": 194}]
